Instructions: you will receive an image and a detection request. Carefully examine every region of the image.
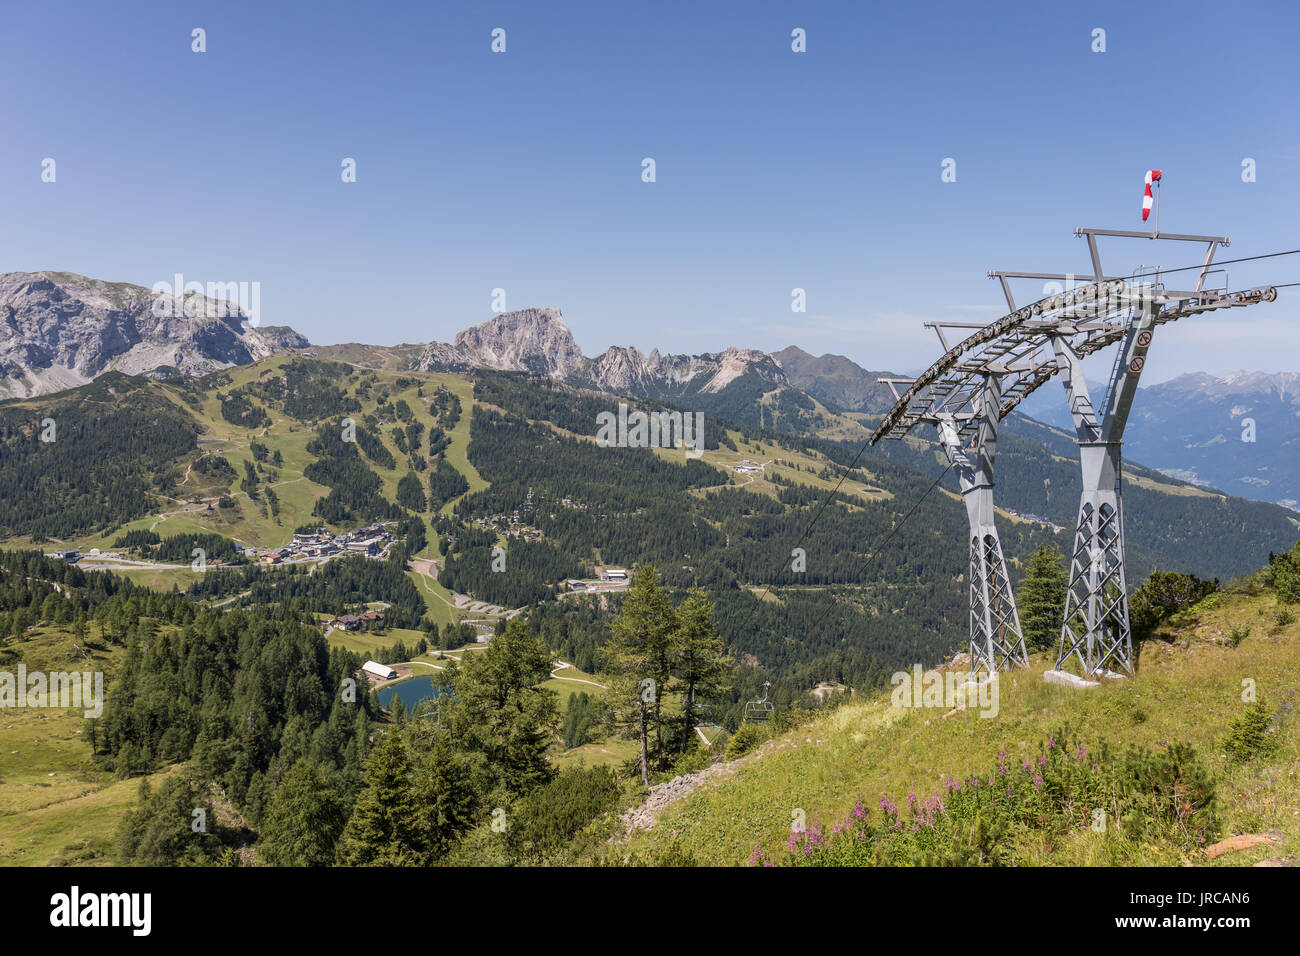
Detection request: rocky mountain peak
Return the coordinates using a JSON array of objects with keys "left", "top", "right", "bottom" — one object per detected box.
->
[{"left": 451, "top": 307, "right": 584, "bottom": 377}]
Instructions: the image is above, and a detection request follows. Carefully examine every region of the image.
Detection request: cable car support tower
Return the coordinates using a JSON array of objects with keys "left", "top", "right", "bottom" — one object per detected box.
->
[{"left": 870, "top": 222, "right": 1280, "bottom": 682}]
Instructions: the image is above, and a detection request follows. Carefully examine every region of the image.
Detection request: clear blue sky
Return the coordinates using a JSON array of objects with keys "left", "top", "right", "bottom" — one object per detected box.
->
[{"left": 3, "top": 0, "right": 1298, "bottom": 383}]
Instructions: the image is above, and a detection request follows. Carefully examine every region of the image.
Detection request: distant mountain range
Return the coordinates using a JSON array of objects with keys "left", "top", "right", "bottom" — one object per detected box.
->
[
  {"left": 1014, "top": 369, "right": 1300, "bottom": 509},
  {"left": 411, "top": 305, "right": 797, "bottom": 405},
  {"left": 1120, "top": 371, "right": 1300, "bottom": 509},
  {"left": 3, "top": 270, "right": 1296, "bottom": 510}
]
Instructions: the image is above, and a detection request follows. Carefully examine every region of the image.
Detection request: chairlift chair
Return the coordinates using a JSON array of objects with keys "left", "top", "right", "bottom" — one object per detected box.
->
[{"left": 744, "top": 681, "right": 774, "bottom": 721}]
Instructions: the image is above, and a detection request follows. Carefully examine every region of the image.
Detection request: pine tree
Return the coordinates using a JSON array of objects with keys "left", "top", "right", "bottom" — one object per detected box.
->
[
  {"left": 412, "top": 734, "right": 477, "bottom": 861},
  {"left": 562, "top": 692, "right": 595, "bottom": 749},
  {"left": 258, "top": 758, "right": 347, "bottom": 866},
  {"left": 438, "top": 617, "right": 557, "bottom": 798},
  {"left": 335, "top": 731, "right": 419, "bottom": 866},
  {"left": 397, "top": 471, "right": 427, "bottom": 512},
  {"left": 1270, "top": 540, "right": 1300, "bottom": 604},
  {"left": 115, "top": 768, "right": 221, "bottom": 865},
  {"left": 673, "top": 587, "right": 733, "bottom": 754},
  {"left": 1018, "top": 546, "right": 1067, "bottom": 652},
  {"left": 600, "top": 564, "right": 676, "bottom": 783},
  {"left": 388, "top": 693, "right": 407, "bottom": 723}
]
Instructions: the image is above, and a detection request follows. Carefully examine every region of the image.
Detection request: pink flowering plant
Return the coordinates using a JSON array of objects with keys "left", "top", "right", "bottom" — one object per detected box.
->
[{"left": 749, "top": 727, "right": 1219, "bottom": 866}]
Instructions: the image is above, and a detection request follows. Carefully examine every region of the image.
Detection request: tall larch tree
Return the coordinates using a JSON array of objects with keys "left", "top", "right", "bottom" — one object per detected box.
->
[
  {"left": 673, "top": 587, "right": 733, "bottom": 754},
  {"left": 600, "top": 564, "right": 677, "bottom": 782}
]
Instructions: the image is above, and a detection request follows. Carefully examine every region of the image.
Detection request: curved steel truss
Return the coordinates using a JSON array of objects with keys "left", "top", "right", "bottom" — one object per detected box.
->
[{"left": 869, "top": 225, "right": 1282, "bottom": 679}]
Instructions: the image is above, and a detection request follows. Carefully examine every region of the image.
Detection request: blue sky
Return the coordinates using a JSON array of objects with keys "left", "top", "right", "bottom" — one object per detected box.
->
[{"left": 3, "top": 0, "right": 1298, "bottom": 383}]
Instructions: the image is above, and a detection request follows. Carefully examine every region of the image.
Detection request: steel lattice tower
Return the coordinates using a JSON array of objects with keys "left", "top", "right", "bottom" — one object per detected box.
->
[
  {"left": 1048, "top": 293, "right": 1159, "bottom": 676},
  {"left": 934, "top": 375, "right": 1027, "bottom": 675},
  {"left": 870, "top": 221, "right": 1280, "bottom": 684}
]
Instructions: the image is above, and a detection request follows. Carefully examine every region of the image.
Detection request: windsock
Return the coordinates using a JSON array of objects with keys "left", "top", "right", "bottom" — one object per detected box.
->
[{"left": 1142, "top": 169, "right": 1162, "bottom": 221}]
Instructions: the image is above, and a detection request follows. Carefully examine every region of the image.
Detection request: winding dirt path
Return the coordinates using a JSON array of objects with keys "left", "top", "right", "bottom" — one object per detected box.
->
[{"left": 548, "top": 660, "right": 607, "bottom": 689}]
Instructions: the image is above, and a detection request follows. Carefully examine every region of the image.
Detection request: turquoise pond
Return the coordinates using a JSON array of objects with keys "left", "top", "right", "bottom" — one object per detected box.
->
[{"left": 376, "top": 676, "right": 440, "bottom": 709}]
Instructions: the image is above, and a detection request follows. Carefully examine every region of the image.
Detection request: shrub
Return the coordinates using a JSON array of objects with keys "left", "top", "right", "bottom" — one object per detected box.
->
[
  {"left": 725, "top": 722, "right": 767, "bottom": 760},
  {"left": 1115, "top": 740, "right": 1217, "bottom": 843},
  {"left": 1268, "top": 541, "right": 1300, "bottom": 604},
  {"left": 1222, "top": 702, "right": 1279, "bottom": 764},
  {"left": 666, "top": 744, "right": 711, "bottom": 778},
  {"left": 597, "top": 842, "right": 699, "bottom": 867},
  {"left": 509, "top": 765, "right": 622, "bottom": 859},
  {"left": 1130, "top": 570, "right": 1217, "bottom": 640},
  {"left": 1224, "top": 569, "right": 1269, "bottom": 596}
]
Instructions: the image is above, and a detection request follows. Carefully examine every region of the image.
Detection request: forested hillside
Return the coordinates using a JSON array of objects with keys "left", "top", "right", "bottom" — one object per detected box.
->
[
  {"left": 0, "top": 374, "right": 199, "bottom": 540},
  {"left": 442, "top": 372, "right": 1061, "bottom": 717}
]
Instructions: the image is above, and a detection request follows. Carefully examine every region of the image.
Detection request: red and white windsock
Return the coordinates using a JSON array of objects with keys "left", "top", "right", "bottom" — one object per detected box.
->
[{"left": 1142, "top": 169, "right": 1162, "bottom": 221}]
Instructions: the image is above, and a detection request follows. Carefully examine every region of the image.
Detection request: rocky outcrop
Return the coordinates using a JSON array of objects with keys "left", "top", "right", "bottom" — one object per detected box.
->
[
  {"left": 583, "top": 345, "right": 664, "bottom": 393},
  {"left": 1204, "top": 832, "right": 1281, "bottom": 860},
  {"left": 412, "top": 341, "right": 477, "bottom": 373},
  {"left": 413, "top": 307, "right": 584, "bottom": 378},
  {"left": 255, "top": 325, "right": 311, "bottom": 350},
  {"left": 0, "top": 272, "right": 306, "bottom": 398}
]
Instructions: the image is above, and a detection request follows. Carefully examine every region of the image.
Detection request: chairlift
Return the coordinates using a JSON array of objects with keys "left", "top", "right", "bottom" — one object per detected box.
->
[
  {"left": 744, "top": 681, "right": 774, "bottom": 721},
  {"left": 687, "top": 688, "right": 711, "bottom": 714}
]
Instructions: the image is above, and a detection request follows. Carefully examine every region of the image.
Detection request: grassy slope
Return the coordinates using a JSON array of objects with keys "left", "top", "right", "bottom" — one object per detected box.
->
[
  {"left": 0, "top": 625, "right": 173, "bottom": 866},
  {"left": 611, "top": 588, "right": 1300, "bottom": 866},
  {"left": 545, "top": 662, "right": 638, "bottom": 770},
  {"left": 324, "top": 626, "right": 428, "bottom": 658}
]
